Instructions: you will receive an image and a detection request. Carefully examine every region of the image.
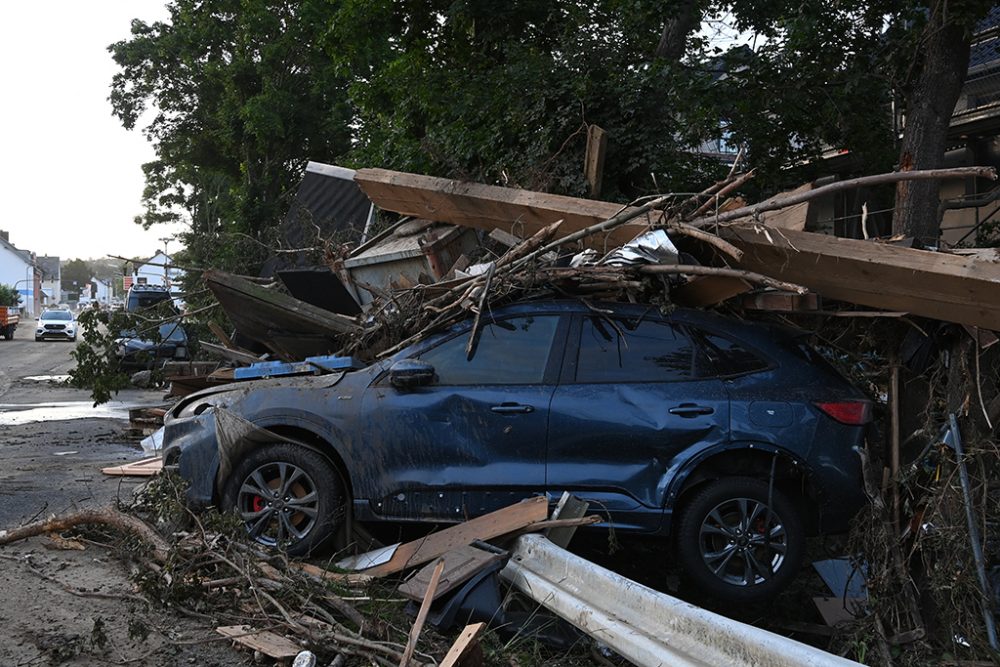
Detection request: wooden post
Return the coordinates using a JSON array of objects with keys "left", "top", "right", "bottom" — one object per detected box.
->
[
  {"left": 889, "top": 361, "right": 901, "bottom": 534},
  {"left": 584, "top": 125, "right": 607, "bottom": 198}
]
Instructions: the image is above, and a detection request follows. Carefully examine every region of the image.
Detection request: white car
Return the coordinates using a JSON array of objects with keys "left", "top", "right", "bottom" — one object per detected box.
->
[{"left": 35, "top": 309, "right": 77, "bottom": 342}]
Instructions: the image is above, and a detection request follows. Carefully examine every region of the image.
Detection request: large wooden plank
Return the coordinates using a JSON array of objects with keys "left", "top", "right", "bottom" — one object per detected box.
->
[
  {"left": 356, "top": 168, "right": 1000, "bottom": 330},
  {"left": 719, "top": 226, "right": 1000, "bottom": 330},
  {"left": 359, "top": 496, "right": 548, "bottom": 577},
  {"left": 355, "top": 168, "right": 644, "bottom": 246}
]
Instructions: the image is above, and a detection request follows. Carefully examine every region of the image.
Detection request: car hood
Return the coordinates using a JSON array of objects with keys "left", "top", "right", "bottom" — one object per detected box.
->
[{"left": 166, "top": 367, "right": 377, "bottom": 421}]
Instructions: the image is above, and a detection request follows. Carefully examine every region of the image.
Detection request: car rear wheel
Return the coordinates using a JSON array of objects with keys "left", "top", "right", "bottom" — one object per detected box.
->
[
  {"left": 222, "top": 443, "right": 346, "bottom": 557},
  {"left": 676, "top": 477, "right": 804, "bottom": 602}
]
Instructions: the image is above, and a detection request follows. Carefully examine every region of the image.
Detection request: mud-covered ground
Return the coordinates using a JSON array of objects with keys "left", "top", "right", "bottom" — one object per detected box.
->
[{"left": 0, "top": 337, "right": 240, "bottom": 666}]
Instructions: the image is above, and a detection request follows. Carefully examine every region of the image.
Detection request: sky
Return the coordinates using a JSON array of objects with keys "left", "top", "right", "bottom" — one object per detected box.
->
[{"left": 0, "top": 1, "right": 185, "bottom": 263}]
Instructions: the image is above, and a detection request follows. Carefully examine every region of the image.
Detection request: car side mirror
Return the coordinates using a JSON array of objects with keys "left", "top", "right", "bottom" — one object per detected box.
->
[{"left": 389, "top": 359, "right": 435, "bottom": 388}]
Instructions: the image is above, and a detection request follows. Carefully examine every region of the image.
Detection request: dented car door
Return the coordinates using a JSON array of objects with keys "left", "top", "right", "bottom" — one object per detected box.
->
[
  {"left": 546, "top": 314, "right": 730, "bottom": 532},
  {"left": 360, "top": 314, "right": 568, "bottom": 521}
]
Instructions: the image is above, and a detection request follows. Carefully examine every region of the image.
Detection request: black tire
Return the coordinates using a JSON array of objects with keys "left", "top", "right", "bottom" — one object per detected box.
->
[
  {"left": 221, "top": 443, "right": 346, "bottom": 557},
  {"left": 676, "top": 477, "right": 804, "bottom": 602}
]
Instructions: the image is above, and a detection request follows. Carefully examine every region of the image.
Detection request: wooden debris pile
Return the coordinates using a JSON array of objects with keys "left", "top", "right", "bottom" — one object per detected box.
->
[
  {"left": 0, "top": 480, "right": 601, "bottom": 666},
  {"left": 197, "top": 164, "right": 1000, "bottom": 371}
]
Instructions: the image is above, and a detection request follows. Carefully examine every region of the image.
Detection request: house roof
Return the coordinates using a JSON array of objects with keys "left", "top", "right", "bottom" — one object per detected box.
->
[
  {"left": 0, "top": 235, "right": 33, "bottom": 267},
  {"left": 37, "top": 256, "right": 60, "bottom": 279}
]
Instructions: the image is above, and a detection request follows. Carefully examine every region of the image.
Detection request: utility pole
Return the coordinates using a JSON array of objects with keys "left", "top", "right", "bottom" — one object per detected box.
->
[{"left": 158, "top": 236, "right": 172, "bottom": 290}]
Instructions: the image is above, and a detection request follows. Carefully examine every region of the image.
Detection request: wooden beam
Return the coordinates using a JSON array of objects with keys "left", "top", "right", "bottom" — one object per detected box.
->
[
  {"left": 358, "top": 496, "right": 549, "bottom": 577},
  {"left": 355, "top": 168, "right": 645, "bottom": 247},
  {"left": 719, "top": 226, "right": 1000, "bottom": 330},
  {"left": 355, "top": 167, "right": 1000, "bottom": 330},
  {"left": 399, "top": 559, "right": 445, "bottom": 667}
]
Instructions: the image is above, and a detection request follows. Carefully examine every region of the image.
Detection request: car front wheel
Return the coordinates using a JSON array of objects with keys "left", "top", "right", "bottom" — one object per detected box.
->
[
  {"left": 221, "top": 443, "right": 346, "bottom": 557},
  {"left": 676, "top": 477, "right": 804, "bottom": 602}
]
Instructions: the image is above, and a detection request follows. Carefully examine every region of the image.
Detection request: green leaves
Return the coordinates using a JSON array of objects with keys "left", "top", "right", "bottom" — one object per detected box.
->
[{"left": 0, "top": 284, "right": 22, "bottom": 308}]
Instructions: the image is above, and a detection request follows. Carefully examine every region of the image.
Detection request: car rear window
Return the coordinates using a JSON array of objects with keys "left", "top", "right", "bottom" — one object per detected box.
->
[
  {"left": 693, "top": 331, "right": 769, "bottom": 377},
  {"left": 576, "top": 316, "right": 696, "bottom": 383}
]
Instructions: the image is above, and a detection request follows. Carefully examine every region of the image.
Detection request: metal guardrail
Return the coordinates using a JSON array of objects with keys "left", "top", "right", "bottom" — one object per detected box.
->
[{"left": 500, "top": 534, "right": 863, "bottom": 667}]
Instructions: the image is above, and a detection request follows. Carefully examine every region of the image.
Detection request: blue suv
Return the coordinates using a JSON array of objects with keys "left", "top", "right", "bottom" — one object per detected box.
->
[{"left": 163, "top": 300, "right": 871, "bottom": 601}]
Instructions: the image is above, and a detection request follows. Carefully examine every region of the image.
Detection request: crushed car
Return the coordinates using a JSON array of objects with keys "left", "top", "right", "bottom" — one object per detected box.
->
[{"left": 162, "top": 299, "right": 872, "bottom": 602}]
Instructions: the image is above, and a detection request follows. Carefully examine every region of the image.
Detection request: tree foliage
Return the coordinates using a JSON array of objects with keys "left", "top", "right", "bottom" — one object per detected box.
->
[
  {"left": 110, "top": 0, "right": 994, "bottom": 276},
  {"left": 109, "top": 0, "right": 354, "bottom": 287},
  {"left": 0, "top": 284, "right": 22, "bottom": 307},
  {"left": 62, "top": 259, "right": 94, "bottom": 300}
]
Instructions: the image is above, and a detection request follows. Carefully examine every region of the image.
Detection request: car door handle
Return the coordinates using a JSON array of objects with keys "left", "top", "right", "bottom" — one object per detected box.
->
[
  {"left": 669, "top": 404, "right": 715, "bottom": 417},
  {"left": 491, "top": 403, "right": 535, "bottom": 414}
]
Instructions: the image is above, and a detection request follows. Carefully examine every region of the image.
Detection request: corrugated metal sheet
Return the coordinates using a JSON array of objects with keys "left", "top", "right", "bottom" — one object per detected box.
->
[{"left": 262, "top": 162, "right": 374, "bottom": 276}]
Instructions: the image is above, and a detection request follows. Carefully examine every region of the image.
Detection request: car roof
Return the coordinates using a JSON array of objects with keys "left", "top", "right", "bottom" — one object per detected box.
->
[{"left": 399, "top": 299, "right": 805, "bottom": 356}]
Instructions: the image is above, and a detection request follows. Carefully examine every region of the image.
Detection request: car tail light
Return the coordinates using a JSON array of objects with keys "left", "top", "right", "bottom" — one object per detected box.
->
[{"left": 814, "top": 400, "right": 872, "bottom": 425}]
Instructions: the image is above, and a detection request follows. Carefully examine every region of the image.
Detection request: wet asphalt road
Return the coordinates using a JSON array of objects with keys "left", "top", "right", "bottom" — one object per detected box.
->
[{"left": 0, "top": 333, "right": 163, "bottom": 526}]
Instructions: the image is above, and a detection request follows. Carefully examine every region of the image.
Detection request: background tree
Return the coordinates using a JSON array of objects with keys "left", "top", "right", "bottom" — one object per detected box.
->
[
  {"left": 61, "top": 259, "right": 93, "bottom": 301},
  {"left": 109, "top": 0, "right": 354, "bottom": 293},
  {"left": 111, "top": 0, "right": 993, "bottom": 276},
  {"left": 0, "top": 285, "right": 22, "bottom": 308},
  {"left": 888, "top": 1, "right": 994, "bottom": 241}
]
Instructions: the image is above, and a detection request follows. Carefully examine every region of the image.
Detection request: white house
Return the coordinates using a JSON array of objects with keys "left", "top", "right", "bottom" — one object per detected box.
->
[
  {"left": 132, "top": 250, "right": 183, "bottom": 291},
  {"left": 0, "top": 231, "right": 40, "bottom": 317},
  {"left": 37, "top": 256, "right": 60, "bottom": 307},
  {"left": 78, "top": 277, "right": 113, "bottom": 307}
]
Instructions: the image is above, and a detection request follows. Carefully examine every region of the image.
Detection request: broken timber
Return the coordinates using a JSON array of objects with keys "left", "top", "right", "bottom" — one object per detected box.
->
[
  {"left": 344, "top": 496, "right": 548, "bottom": 577},
  {"left": 204, "top": 270, "right": 362, "bottom": 360},
  {"left": 358, "top": 167, "right": 1000, "bottom": 331}
]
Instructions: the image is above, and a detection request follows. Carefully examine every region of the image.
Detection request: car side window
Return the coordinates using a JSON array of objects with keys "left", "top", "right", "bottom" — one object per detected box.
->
[
  {"left": 692, "top": 330, "right": 769, "bottom": 377},
  {"left": 576, "top": 316, "right": 695, "bottom": 383},
  {"left": 417, "top": 315, "right": 560, "bottom": 385}
]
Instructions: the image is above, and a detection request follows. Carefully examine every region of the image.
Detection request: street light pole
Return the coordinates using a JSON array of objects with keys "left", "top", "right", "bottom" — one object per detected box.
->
[{"left": 158, "top": 236, "right": 172, "bottom": 291}]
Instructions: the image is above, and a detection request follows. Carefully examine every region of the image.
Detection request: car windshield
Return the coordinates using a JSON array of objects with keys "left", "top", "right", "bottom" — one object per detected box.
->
[
  {"left": 41, "top": 311, "right": 72, "bottom": 321},
  {"left": 160, "top": 322, "right": 186, "bottom": 342},
  {"left": 129, "top": 292, "right": 172, "bottom": 312}
]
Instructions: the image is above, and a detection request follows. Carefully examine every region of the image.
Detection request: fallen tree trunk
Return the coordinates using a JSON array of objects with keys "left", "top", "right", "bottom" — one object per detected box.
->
[{"left": 0, "top": 507, "right": 169, "bottom": 562}]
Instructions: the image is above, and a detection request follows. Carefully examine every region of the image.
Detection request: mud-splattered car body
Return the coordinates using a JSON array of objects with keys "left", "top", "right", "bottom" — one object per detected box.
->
[
  {"left": 165, "top": 300, "right": 874, "bottom": 599},
  {"left": 163, "top": 300, "right": 870, "bottom": 538}
]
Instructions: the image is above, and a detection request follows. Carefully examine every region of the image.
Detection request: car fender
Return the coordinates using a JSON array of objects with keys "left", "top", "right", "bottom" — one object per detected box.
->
[{"left": 663, "top": 440, "right": 811, "bottom": 510}]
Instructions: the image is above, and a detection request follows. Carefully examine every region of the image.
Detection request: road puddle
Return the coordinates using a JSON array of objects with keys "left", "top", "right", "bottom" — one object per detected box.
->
[
  {"left": 0, "top": 401, "right": 133, "bottom": 425},
  {"left": 22, "top": 375, "right": 72, "bottom": 383}
]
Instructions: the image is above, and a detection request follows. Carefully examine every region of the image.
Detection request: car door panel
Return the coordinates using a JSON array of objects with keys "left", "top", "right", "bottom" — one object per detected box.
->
[
  {"left": 360, "top": 314, "right": 566, "bottom": 521},
  {"left": 547, "top": 314, "right": 730, "bottom": 528}
]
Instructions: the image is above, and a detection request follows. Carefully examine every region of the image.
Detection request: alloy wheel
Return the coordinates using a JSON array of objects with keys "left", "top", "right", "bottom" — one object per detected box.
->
[
  {"left": 697, "top": 496, "right": 788, "bottom": 587},
  {"left": 235, "top": 461, "right": 320, "bottom": 546}
]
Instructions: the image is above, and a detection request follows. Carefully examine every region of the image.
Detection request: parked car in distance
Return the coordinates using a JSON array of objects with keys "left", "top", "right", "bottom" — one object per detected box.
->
[
  {"left": 125, "top": 284, "right": 174, "bottom": 314},
  {"left": 163, "top": 300, "right": 872, "bottom": 602},
  {"left": 35, "top": 309, "right": 77, "bottom": 342},
  {"left": 116, "top": 321, "right": 190, "bottom": 370},
  {"left": 116, "top": 284, "right": 190, "bottom": 369}
]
